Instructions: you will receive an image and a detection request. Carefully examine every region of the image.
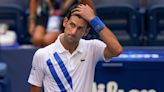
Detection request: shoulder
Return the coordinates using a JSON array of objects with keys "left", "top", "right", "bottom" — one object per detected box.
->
[
  {"left": 81, "top": 39, "right": 105, "bottom": 45},
  {"left": 79, "top": 39, "right": 106, "bottom": 52},
  {"left": 34, "top": 44, "right": 53, "bottom": 58}
]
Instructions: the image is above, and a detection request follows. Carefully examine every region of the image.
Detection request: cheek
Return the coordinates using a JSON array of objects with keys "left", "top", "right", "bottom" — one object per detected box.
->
[
  {"left": 64, "top": 25, "right": 71, "bottom": 32},
  {"left": 77, "top": 31, "right": 86, "bottom": 37}
]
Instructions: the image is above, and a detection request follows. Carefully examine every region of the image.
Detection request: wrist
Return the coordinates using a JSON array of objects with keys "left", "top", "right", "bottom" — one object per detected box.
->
[
  {"left": 89, "top": 16, "right": 105, "bottom": 33},
  {"left": 87, "top": 16, "right": 95, "bottom": 22}
]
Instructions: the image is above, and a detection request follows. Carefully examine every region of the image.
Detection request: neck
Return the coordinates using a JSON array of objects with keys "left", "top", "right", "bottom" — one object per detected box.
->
[{"left": 60, "top": 37, "right": 78, "bottom": 54}]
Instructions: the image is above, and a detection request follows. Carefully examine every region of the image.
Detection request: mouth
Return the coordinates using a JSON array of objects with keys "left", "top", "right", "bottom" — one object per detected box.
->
[
  {"left": 66, "top": 35, "right": 76, "bottom": 42},
  {"left": 67, "top": 34, "right": 76, "bottom": 39}
]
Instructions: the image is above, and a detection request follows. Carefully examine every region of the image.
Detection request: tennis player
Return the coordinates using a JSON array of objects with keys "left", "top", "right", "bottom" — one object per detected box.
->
[{"left": 28, "top": 3, "right": 123, "bottom": 92}]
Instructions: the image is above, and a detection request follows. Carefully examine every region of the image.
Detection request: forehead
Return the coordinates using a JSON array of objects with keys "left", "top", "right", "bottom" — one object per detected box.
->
[{"left": 69, "top": 15, "right": 88, "bottom": 27}]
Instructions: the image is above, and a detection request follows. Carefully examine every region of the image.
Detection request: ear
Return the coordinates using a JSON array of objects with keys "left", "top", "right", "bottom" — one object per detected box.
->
[
  {"left": 63, "top": 17, "right": 68, "bottom": 27},
  {"left": 83, "top": 27, "right": 90, "bottom": 36}
]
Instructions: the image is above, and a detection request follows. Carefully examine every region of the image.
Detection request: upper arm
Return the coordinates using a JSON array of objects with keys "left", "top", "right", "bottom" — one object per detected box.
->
[
  {"left": 30, "top": 85, "right": 42, "bottom": 92},
  {"left": 28, "top": 50, "right": 45, "bottom": 87},
  {"left": 91, "top": 40, "right": 110, "bottom": 62},
  {"left": 99, "top": 27, "right": 123, "bottom": 59}
]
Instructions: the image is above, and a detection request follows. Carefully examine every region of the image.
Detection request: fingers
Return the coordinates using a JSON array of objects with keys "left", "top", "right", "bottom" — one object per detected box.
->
[
  {"left": 71, "top": 8, "right": 81, "bottom": 14},
  {"left": 71, "top": 4, "right": 89, "bottom": 13},
  {"left": 71, "top": 4, "right": 95, "bottom": 21}
]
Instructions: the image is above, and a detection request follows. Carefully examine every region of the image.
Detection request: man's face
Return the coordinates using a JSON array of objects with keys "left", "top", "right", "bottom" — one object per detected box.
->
[{"left": 63, "top": 15, "right": 89, "bottom": 44}]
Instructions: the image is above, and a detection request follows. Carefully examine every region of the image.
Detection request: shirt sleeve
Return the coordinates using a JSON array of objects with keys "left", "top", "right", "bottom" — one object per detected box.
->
[
  {"left": 92, "top": 39, "right": 111, "bottom": 63},
  {"left": 28, "top": 49, "right": 45, "bottom": 87}
]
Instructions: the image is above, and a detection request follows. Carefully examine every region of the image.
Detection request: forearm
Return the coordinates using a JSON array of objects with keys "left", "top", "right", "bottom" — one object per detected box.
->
[
  {"left": 28, "top": 0, "right": 38, "bottom": 35},
  {"left": 88, "top": 15, "right": 123, "bottom": 58},
  {"left": 46, "top": 0, "right": 55, "bottom": 16},
  {"left": 71, "top": 4, "right": 123, "bottom": 58},
  {"left": 99, "top": 27, "right": 123, "bottom": 57},
  {"left": 30, "top": 85, "right": 42, "bottom": 92},
  {"left": 29, "top": 0, "right": 38, "bottom": 17}
]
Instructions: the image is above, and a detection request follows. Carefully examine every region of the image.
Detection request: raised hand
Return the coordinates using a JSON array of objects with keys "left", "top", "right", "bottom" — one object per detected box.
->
[{"left": 72, "top": 4, "right": 95, "bottom": 22}]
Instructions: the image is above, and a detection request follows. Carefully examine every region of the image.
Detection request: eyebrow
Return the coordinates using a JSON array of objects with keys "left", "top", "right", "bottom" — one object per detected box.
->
[{"left": 69, "top": 20, "right": 86, "bottom": 28}]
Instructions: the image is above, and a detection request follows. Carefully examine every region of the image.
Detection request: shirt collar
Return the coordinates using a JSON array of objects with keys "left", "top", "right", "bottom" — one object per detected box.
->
[
  {"left": 54, "top": 33, "right": 84, "bottom": 54},
  {"left": 74, "top": 40, "right": 84, "bottom": 53}
]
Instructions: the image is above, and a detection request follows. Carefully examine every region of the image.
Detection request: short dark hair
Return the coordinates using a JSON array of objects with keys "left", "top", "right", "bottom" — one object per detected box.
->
[
  {"left": 65, "top": 5, "right": 81, "bottom": 19},
  {"left": 61, "top": 4, "right": 89, "bottom": 32},
  {"left": 60, "top": 5, "right": 81, "bottom": 32}
]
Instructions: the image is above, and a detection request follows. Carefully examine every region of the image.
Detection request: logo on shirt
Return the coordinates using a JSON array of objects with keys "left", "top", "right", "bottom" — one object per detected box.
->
[
  {"left": 80, "top": 59, "right": 85, "bottom": 62},
  {"left": 80, "top": 53, "right": 86, "bottom": 62}
]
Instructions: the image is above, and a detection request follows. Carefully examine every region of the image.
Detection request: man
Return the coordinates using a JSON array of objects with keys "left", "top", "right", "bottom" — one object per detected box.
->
[{"left": 28, "top": 4, "right": 123, "bottom": 92}]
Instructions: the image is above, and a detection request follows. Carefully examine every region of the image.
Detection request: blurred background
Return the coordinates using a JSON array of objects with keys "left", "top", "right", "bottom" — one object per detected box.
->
[{"left": 0, "top": 0, "right": 164, "bottom": 92}]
